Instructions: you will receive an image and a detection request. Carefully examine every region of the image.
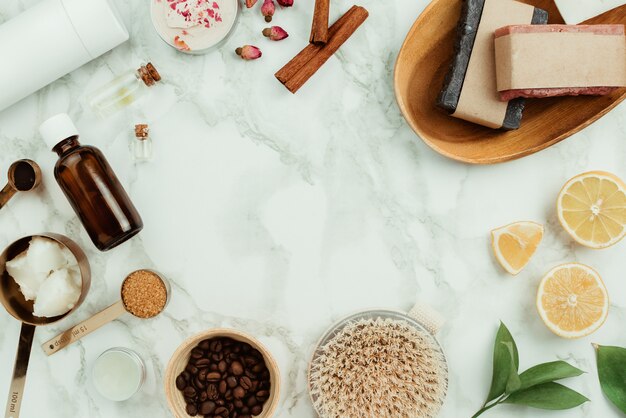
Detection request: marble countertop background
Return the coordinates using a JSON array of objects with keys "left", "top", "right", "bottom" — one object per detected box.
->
[{"left": 1, "top": 0, "right": 625, "bottom": 417}]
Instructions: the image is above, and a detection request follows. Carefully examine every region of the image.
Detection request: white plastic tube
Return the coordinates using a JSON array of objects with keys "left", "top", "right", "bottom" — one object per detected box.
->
[{"left": 0, "top": 0, "right": 129, "bottom": 112}]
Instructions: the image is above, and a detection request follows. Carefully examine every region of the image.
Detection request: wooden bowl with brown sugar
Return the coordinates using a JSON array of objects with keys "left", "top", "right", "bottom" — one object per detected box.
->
[
  {"left": 165, "top": 329, "right": 281, "bottom": 418},
  {"left": 394, "top": 0, "right": 626, "bottom": 164}
]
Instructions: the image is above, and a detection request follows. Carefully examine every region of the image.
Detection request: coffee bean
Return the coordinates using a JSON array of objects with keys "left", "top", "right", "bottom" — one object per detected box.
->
[
  {"left": 256, "top": 390, "right": 269, "bottom": 400},
  {"left": 214, "top": 406, "right": 228, "bottom": 416},
  {"left": 230, "top": 361, "right": 244, "bottom": 376},
  {"left": 183, "top": 386, "right": 197, "bottom": 398},
  {"left": 227, "top": 376, "right": 238, "bottom": 388},
  {"left": 186, "top": 403, "right": 198, "bottom": 416},
  {"left": 233, "top": 387, "right": 246, "bottom": 399},
  {"left": 212, "top": 352, "right": 224, "bottom": 361},
  {"left": 193, "top": 376, "right": 205, "bottom": 390},
  {"left": 196, "top": 358, "right": 211, "bottom": 368},
  {"left": 191, "top": 348, "right": 204, "bottom": 359},
  {"left": 199, "top": 340, "right": 211, "bottom": 350},
  {"left": 210, "top": 363, "right": 219, "bottom": 371},
  {"left": 207, "top": 372, "right": 222, "bottom": 382},
  {"left": 207, "top": 384, "right": 219, "bottom": 400},
  {"left": 251, "top": 405, "right": 262, "bottom": 415},
  {"left": 234, "top": 399, "right": 244, "bottom": 409},
  {"left": 200, "top": 400, "right": 216, "bottom": 415},
  {"left": 199, "top": 391, "right": 208, "bottom": 402},
  {"left": 186, "top": 364, "right": 199, "bottom": 374},
  {"left": 239, "top": 376, "right": 252, "bottom": 390},
  {"left": 219, "top": 380, "right": 228, "bottom": 394},
  {"left": 218, "top": 360, "right": 228, "bottom": 373},
  {"left": 252, "top": 364, "right": 264, "bottom": 374},
  {"left": 246, "top": 396, "right": 257, "bottom": 407},
  {"left": 210, "top": 340, "right": 223, "bottom": 353},
  {"left": 176, "top": 374, "right": 187, "bottom": 390}
]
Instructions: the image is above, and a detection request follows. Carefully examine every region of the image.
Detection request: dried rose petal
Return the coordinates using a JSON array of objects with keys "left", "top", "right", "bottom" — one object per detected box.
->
[
  {"left": 235, "top": 45, "right": 262, "bottom": 60},
  {"left": 261, "top": 0, "right": 275, "bottom": 22},
  {"left": 262, "top": 26, "right": 289, "bottom": 41},
  {"left": 173, "top": 35, "right": 191, "bottom": 51},
  {"left": 276, "top": 0, "right": 293, "bottom": 6},
  {"left": 245, "top": 0, "right": 258, "bottom": 8}
]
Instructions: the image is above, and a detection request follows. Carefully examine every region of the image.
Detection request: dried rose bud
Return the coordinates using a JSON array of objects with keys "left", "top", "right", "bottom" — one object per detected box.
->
[
  {"left": 235, "top": 45, "right": 262, "bottom": 60},
  {"left": 276, "top": 0, "right": 293, "bottom": 6},
  {"left": 261, "top": 0, "right": 275, "bottom": 22},
  {"left": 262, "top": 26, "right": 289, "bottom": 41},
  {"left": 246, "top": 0, "right": 258, "bottom": 7}
]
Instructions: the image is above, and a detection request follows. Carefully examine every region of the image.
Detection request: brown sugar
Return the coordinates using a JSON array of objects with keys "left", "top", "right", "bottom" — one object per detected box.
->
[{"left": 121, "top": 270, "right": 167, "bottom": 318}]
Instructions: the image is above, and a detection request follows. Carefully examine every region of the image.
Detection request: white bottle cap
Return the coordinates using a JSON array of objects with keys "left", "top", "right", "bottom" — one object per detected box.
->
[
  {"left": 61, "top": 0, "right": 129, "bottom": 58},
  {"left": 39, "top": 114, "right": 79, "bottom": 150}
]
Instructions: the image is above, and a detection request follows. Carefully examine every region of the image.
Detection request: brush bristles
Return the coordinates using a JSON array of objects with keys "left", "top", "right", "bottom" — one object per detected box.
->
[{"left": 309, "top": 318, "right": 448, "bottom": 418}]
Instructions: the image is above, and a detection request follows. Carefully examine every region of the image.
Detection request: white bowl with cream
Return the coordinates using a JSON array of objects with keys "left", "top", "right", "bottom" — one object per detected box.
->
[{"left": 151, "top": 0, "right": 240, "bottom": 54}]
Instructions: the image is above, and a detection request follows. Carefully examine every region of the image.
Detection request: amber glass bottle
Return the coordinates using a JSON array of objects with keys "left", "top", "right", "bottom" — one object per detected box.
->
[{"left": 39, "top": 114, "right": 143, "bottom": 251}]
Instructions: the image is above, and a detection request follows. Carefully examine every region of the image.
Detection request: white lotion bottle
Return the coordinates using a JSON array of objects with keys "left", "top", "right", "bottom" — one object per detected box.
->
[{"left": 0, "top": 0, "right": 129, "bottom": 112}]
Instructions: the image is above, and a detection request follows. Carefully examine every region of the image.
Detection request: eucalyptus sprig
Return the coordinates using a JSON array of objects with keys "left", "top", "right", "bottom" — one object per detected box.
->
[
  {"left": 594, "top": 344, "right": 626, "bottom": 414},
  {"left": 471, "top": 322, "right": 589, "bottom": 417}
]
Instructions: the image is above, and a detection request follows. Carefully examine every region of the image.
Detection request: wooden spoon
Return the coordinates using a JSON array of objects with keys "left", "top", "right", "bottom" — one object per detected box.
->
[{"left": 394, "top": 0, "right": 626, "bottom": 164}]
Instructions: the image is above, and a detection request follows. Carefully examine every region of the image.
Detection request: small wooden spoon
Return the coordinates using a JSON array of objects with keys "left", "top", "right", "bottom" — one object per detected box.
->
[{"left": 394, "top": 0, "right": 626, "bottom": 164}]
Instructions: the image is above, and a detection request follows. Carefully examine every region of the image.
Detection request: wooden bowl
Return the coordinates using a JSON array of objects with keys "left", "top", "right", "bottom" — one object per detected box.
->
[
  {"left": 164, "top": 329, "right": 281, "bottom": 418},
  {"left": 394, "top": 0, "right": 626, "bottom": 164}
]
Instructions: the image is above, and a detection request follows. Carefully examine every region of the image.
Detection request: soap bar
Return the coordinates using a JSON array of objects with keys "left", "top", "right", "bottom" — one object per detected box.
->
[
  {"left": 495, "top": 25, "right": 626, "bottom": 101},
  {"left": 555, "top": 0, "right": 626, "bottom": 24},
  {"left": 437, "top": 0, "right": 548, "bottom": 130}
]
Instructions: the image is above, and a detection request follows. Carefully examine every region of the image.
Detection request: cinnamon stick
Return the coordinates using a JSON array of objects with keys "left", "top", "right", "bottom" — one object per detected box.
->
[
  {"left": 276, "top": 5, "right": 368, "bottom": 94},
  {"left": 310, "top": 0, "right": 330, "bottom": 45},
  {"left": 276, "top": 5, "right": 359, "bottom": 84}
]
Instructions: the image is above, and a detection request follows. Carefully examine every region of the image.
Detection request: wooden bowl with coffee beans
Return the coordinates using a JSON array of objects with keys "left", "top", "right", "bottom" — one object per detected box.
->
[{"left": 165, "top": 329, "right": 281, "bottom": 418}]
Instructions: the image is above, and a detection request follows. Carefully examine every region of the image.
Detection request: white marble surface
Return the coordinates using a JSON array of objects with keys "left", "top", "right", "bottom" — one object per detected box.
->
[{"left": 1, "top": 0, "right": 626, "bottom": 417}]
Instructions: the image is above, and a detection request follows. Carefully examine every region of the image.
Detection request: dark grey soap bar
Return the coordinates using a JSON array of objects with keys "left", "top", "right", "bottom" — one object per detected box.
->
[{"left": 436, "top": 0, "right": 548, "bottom": 130}]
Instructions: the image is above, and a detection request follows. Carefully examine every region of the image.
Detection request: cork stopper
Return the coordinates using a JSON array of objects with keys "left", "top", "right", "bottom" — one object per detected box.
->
[
  {"left": 135, "top": 124, "right": 149, "bottom": 140},
  {"left": 138, "top": 62, "right": 161, "bottom": 87}
]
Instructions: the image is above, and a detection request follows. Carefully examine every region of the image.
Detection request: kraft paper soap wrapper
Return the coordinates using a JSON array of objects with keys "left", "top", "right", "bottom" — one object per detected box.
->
[{"left": 495, "top": 32, "right": 626, "bottom": 90}]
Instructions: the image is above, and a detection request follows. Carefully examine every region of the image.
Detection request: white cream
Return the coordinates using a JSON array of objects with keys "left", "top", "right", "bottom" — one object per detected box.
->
[
  {"left": 151, "top": 0, "right": 238, "bottom": 53},
  {"left": 6, "top": 237, "right": 81, "bottom": 318}
]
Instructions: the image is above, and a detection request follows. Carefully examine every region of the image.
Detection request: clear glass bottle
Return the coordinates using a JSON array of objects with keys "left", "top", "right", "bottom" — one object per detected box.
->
[
  {"left": 133, "top": 124, "right": 153, "bottom": 162},
  {"left": 87, "top": 63, "right": 161, "bottom": 118},
  {"left": 39, "top": 114, "right": 144, "bottom": 252}
]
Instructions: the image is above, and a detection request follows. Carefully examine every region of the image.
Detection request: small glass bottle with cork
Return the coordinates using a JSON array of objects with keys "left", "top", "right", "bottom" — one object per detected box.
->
[
  {"left": 133, "top": 124, "right": 153, "bottom": 162},
  {"left": 87, "top": 63, "right": 161, "bottom": 118}
]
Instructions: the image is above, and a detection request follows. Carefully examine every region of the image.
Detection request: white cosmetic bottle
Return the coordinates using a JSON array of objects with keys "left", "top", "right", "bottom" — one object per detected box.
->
[{"left": 0, "top": 0, "right": 129, "bottom": 112}]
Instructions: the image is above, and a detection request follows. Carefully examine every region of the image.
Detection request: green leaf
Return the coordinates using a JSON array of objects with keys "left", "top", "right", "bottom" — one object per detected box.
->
[
  {"left": 595, "top": 344, "right": 626, "bottom": 414},
  {"left": 503, "top": 342, "right": 521, "bottom": 394},
  {"left": 519, "top": 361, "right": 585, "bottom": 390},
  {"left": 486, "top": 322, "right": 519, "bottom": 403},
  {"left": 504, "top": 382, "right": 589, "bottom": 410}
]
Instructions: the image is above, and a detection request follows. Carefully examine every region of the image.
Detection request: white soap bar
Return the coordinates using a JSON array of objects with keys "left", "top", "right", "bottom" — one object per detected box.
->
[{"left": 555, "top": 0, "right": 626, "bottom": 24}]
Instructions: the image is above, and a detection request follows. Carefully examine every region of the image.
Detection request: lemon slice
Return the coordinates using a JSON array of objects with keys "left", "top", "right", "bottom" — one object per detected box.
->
[
  {"left": 537, "top": 263, "right": 608, "bottom": 339},
  {"left": 491, "top": 221, "right": 544, "bottom": 275},
  {"left": 557, "top": 171, "right": 626, "bottom": 249}
]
